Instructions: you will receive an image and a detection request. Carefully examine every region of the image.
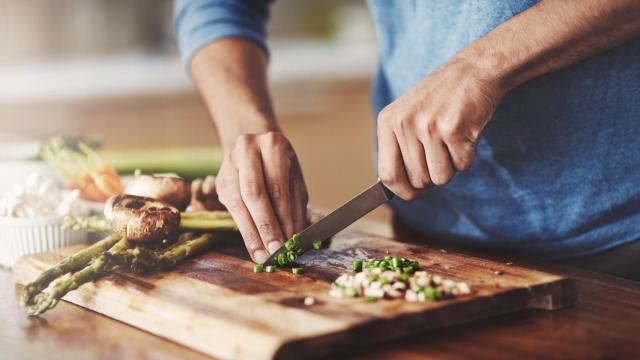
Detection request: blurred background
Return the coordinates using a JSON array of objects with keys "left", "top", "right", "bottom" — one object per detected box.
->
[{"left": 0, "top": 0, "right": 390, "bottom": 224}]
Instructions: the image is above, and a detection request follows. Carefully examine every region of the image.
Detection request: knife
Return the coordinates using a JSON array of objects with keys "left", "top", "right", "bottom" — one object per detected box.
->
[{"left": 263, "top": 180, "right": 394, "bottom": 266}]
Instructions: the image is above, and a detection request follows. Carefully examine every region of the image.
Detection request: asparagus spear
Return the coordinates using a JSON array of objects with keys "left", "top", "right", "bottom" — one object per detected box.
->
[
  {"left": 179, "top": 217, "right": 236, "bottom": 231},
  {"left": 64, "top": 215, "right": 111, "bottom": 233},
  {"left": 64, "top": 212, "right": 237, "bottom": 233},
  {"left": 20, "top": 234, "right": 121, "bottom": 306},
  {"left": 27, "top": 237, "right": 130, "bottom": 316},
  {"left": 27, "top": 233, "right": 222, "bottom": 316},
  {"left": 157, "top": 233, "right": 219, "bottom": 267},
  {"left": 179, "top": 211, "right": 233, "bottom": 220}
]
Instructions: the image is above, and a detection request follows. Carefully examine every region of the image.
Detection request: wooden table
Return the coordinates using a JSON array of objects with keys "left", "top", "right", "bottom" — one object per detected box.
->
[{"left": 2, "top": 222, "right": 639, "bottom": 359}]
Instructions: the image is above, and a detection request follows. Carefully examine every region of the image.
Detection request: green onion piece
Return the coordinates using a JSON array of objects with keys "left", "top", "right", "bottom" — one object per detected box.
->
[
  {"left": 292, "top": 267, "right": 303, "bottom": 275},
  {"left": 253, "top": 264, "right": 264, "bottom": 273},
  {"left": 276, "top": 253, "right": 287, "bottom": 266},
  {"left": 345, "top": 287, "right": 358, "bottom": 298},
  {"left": 284, "top": 240, "right": 295, "bottom": 251},
  {"left": 312, "top": 240, "right": 322, "bottom": 250},
  {"left": 265, "top": 265, "right": 276, "bottom": 273},
  {"left": 399, "top": 273, "right": 410, "bottom": 282},
  {"left": 287, "top": 251, "right": 297, "bottom": 262},
  {"left": 352, "top": 259, "right": 363, "bottom": 271},
  {"left": 402, "top": 266, "right": 414, "bottom": 274},
  {"left": 379, "top": 276, "right": 390, "bottom": 286},
  {"left": 391, "top": 257, "right": 401, "bottom": 269},
  {"left": 292, "top": 233, "right": 303, "bottom": 245},
  {"left": 365, "top": 296, "right": 378, "bottom": 302},
  {"left": 424, "top": 286, "right": 438, "bottom": 301}
]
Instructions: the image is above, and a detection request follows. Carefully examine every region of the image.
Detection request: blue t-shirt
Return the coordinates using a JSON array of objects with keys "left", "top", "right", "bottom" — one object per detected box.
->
[{"left": 175, "top": 0, "right": 640, "bottom": 260}]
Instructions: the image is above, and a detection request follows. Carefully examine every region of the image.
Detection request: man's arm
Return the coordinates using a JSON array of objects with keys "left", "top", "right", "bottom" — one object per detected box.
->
[
  {"left": 175, "top": 1, "right": 308, "bottom": 263},
  {"left": 467, "top": 0, "right": 640, "bottom": 94},
  {"left": 190, "top": 39, "right": 277, "bottom": 150},
  {"left": 377, "top": 0, "right": 640, "bottom": 199}
]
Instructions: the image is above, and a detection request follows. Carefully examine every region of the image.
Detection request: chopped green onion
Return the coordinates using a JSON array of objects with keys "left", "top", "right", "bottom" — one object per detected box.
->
[
  {"left": 365, "top": 296, "right": 378, "bottom": 302},
  {"left": 265, "top": 265, "right": 276, "bottom": 273},
  {"left": 287, "top": 251, "right": 297, "bottom": 262},
  {"left": 424, "top": 286, "right": 438, "bottom": 300},
  {"left": 379, "top": 276, "right": 390, "bottom": 286},
  {"left": 353, "top": 259, "right": 363, "bottom": 271},
  {"left": 292, "top": 233, "right": 302, "bottom": 245},
  {"left": 312, "top": 240, "right": 322, "bottom": 250},
  {"left": 345, "top": 287, "right": 358, "bottom": 298},
  {"left": 391, "top": 257, "right": 401, "bottom": 269},
  {"left": 253, "top": 264, "right": 264, "bottom": 273},
  {"left": 284, "top": 240, "right": 295, "bottom": 251},
  {"left": 276, "top": 253, "right": 287, "bottom": 266},
  {"left": 402, "top": 266, "right": 414, "bottom": 274},
  {"left": 292, "top": 267, "right": 303, "bottom": 275}
]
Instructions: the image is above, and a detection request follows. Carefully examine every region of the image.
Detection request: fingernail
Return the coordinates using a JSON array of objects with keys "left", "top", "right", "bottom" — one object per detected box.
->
[
  {"left": 254, "top": 249, "right": 269, "bottom": 264},
  {"left": 267, "top": 241, "right": 282, "bottom": 254}
]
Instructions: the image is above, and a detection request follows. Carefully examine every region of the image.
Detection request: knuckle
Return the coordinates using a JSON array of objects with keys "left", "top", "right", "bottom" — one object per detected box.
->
[
  {"left": 425, "top": 118, "right": 438, "bottom": 137},
  {"left": 241, "top": 181, "right": 263, "bottom": 199},
  {"left": 456, "top": 157, "right": 474, "bottom": 172},
  {"left": 409, "top": 175, "right": 429, "bottom": 189},
  {"left": 267, "top": 182, "right": 286, "bottom": 199},
  {"left": 244, "top": 238, "right": 263, "bottom": 254},
  {"left": 257, "top": 222, "right": 276, "bottom": 238},
  {"left": 378, "top": 168, "right": 398, "bottom": 185},
  {"left": 235, "top": 134, "right": 255, "bottom": 150},
  {"left": 431, "top": 172, "right": 453, "bottom": 186},
  {"left": 377, "top": 106, "right": 392, "bottom": 125},
  {"left": 262, "top": 131, "right": 287, "bottom": 147},
  {"left": 221, "top": 194, "right": 243, "bottom": 211},
  {"left": 439, "top": 119, "right": 462, "bottom": 143},
  {"left": 214, "top": 176, "right": 227, "bottom": 192},
  {"left": 398, "top": 189, "right": 421, "bottom": 201}
]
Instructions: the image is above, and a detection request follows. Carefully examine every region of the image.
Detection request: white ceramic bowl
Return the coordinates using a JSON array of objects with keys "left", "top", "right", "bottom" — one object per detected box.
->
[{"left": 0, "top": 215, "right": 88, "bottom": 268}]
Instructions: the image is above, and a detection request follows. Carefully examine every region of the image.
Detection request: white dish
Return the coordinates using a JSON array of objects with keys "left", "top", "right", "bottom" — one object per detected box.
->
[{"left": 0, "top": 215, "right": 88, "bottom": 269}]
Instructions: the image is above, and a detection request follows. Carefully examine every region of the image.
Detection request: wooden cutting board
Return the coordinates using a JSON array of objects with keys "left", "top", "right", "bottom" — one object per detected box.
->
[{"left": 14, "top": 230, "right": 577, "bottom": 360}]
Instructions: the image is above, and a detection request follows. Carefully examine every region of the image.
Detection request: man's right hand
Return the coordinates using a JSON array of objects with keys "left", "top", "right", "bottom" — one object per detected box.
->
[{"left": 215, "top": 131, "right": 309, "bottom": 263}]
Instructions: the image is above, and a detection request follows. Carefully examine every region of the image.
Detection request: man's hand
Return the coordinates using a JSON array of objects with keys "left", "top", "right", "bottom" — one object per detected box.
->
[
  {"left": 215, "top": 131, "right": 309, "bottom": 263},
  {"left": 377, "top": 57, "right": 504, "bottom": 200}
]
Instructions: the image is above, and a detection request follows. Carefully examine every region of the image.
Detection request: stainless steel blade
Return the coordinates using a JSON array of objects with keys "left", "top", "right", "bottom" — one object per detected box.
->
[{"left": 263, "top": 180, "right": 394, "bottom": 266}]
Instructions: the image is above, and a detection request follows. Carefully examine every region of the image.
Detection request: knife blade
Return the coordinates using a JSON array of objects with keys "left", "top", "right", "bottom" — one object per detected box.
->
[{"left": 263, "top": 180, "right": 394, "bottom": 266}]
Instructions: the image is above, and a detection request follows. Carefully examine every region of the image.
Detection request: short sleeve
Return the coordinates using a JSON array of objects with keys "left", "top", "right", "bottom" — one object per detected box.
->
[{"left": 174, "top": 0, "right": 271, "bottom": 69}]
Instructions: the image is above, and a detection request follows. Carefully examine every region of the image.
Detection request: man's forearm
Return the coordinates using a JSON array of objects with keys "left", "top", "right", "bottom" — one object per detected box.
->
[
  {"left": 190, "top": 38, "right": 278, "bottom": 151},
  {"left": 458, "top": 0, "right": 640, "bottom": 93}
]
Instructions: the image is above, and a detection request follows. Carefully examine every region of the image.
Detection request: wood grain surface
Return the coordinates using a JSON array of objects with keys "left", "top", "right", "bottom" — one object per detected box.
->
[{"left": 13, "top": 230, "right": 576, "bottom": 360}]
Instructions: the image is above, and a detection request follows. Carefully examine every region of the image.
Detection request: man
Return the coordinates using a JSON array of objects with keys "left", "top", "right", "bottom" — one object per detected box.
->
[{"left": 175, "top": 1, "right": 640, "bottom": 279}]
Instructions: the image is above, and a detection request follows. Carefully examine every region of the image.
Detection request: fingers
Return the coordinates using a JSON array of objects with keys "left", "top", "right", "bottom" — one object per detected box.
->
[
  {"left": 259, "top": 136, "right": 295, "bottom": 239},
  {"left": 290, "top": 159, "right": 309, "bottom": 233},
  {"left": 236, "top": 138, "right": 286, "bottom": 256},
  {"left": 446, "top": 138, "right": 476, "bottom": 172},
  {"left": 377, "top": 119, "right": 423, "bottom": 200},
  {"left": 421, "top": 133, "right": 455, "bottom": 186},
  {"left": 396, "top": 124, "right": 431, "bottom": 190},
  {"left": 216, "top": 163, "right": 266, "bottom": 263}
]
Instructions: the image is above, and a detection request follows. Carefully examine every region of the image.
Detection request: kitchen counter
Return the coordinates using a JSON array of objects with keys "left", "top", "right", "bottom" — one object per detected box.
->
[{"left": 2, "top": 221, "right": 639, "bottom": 359}]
